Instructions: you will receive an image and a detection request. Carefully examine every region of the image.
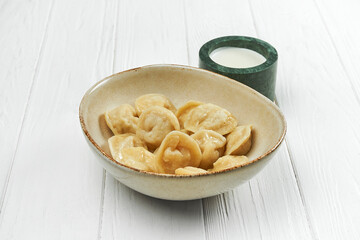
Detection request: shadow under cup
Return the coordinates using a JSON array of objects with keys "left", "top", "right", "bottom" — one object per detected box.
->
[{"left": 199, "top": 36, "right": 278, "bottom": 101}]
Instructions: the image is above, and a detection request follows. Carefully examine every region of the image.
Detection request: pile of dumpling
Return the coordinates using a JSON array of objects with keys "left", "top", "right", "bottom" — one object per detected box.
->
[{"left": 105, "top": 94, "right": 253, "bottom": 175}]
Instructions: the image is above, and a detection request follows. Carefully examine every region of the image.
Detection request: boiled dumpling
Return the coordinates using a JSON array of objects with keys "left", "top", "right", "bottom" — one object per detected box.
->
[
  {"left": 210, "top": 155, "right": 250, "bottom": 172},
  {"left": 225, "top": 125, "right": 252, "bottom": 155},
  {"left": 105, "top": 104, "right": 138, "bottom": 135},
  {"left": 191, "top": 130, "right": 226, "bottom": 170},
  {"left": 135, "top": 93, "right": 176, "bottom": 116},
  {"left": 176, "top": 100, "right": 203, "bottom": 128},
  {"left": 184, "top": 103, "right": 237, "bottom": 135},
  {"left": 175, "top": 166, "right": 208, "bottom": 175},
  {"left": 155, "top": 131, "right": 201, "bottom": 174},
  {"left": 120, "top": 147, "right": 156, "bottom": 172},
  {"left": 108, "top": 134, "right": 147, "bottom": 162},
  {"left": 136, "top": 106, "right": 180, "bottom": 149}
]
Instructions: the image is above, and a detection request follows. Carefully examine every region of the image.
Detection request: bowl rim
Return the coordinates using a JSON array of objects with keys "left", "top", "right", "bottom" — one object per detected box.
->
[{"left": 79, "top": 64, "right": 287, "bottom": 178}]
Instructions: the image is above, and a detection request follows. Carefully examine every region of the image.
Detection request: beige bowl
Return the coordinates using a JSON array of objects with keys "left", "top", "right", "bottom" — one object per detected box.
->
[{"left": 79, "top": 64, "right": 286, "bottom": 200}]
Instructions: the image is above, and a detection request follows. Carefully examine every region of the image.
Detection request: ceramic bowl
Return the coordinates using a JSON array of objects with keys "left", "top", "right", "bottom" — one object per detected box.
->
[{"left": 79, "top": 64, "right": 286, "bottom": 201}]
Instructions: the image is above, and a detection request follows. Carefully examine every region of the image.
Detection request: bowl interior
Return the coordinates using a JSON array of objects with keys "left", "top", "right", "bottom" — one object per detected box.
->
[{"left": 80, "top": 65, "right": 286, "bottom": 170}]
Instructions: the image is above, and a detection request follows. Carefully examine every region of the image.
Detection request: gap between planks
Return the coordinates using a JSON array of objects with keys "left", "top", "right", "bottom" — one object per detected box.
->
[
  {"left": 95, "top": 1, "right": 115, "bottom": 239},
  {"left": 111, "top": 0, "right": 120, "bottom": 77},
  {"left": 274, "top": 97, "right": 318, "bottom": 240},
  {"left": 248, "top": 183, "right": 263, "bottom": 239},
  {"left": 97, "top": 170, "right": 107, "bottom": 240},
  {"left": 247, "top": 0, "right": 260, "bottom": 37},
  {"left": 181, "top": 0, "right": 191, "bottom": 66},
  {"left": 284, "top": 139, "right": 318, "bottom": 240},
  {"left": 97, "top": 0, "right": 120, "bottom": 239}
]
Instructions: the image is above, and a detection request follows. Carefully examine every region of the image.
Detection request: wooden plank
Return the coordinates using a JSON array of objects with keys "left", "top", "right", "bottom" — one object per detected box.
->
[
  {"left": 112, "top": 0, "right": 188, "bottom": 71},
  {"left": 249, "top": 0, "right": 360, "bottom": 239},
  {"left": 0, "top": 0, "right": 115, "bottom": 238},
  {"left": 184, "top": 0, "right": 312, "bottom": 239},
  {"left": 314, "top": 0, "right": 360, "bottom": 100},
  {"left": 99, "top": 1, "right": 205, "bottom": 239},
  {"left": 0, "top": 0, "right": 52, "bottom": 210}
]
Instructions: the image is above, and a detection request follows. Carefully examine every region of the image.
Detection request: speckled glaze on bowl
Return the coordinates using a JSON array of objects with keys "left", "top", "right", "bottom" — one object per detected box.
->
[{"left": 79, "top": 64, "right": 286, "bottom": 201}]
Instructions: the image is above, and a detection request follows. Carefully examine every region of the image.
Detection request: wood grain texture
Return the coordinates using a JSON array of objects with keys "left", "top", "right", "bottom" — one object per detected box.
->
[
  {"left": 0, "top": 0, "right": 112, "bottom": 238},
  {"left": 0, "top": 0, "right": 359, "bottom": 239},
  {"left": 184, "top": 0, "right": 312, "bottom": 239},
  {"left": 0, "top": 0, "right": 53, "bottom": 211},
  {"left": 249, "top": 0, "right": 360, "bottom": 239},
  {"left": 99, "top": 1, "right": 205, "bottom": 239},
  {"left": 314, "top": 0, "right": 360, "bottom": 101}
]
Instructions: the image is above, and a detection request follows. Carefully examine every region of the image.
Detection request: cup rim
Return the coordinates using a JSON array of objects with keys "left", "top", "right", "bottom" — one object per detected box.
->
[{"left": 199, "top": 36, "right": 278, "bottom": 75}]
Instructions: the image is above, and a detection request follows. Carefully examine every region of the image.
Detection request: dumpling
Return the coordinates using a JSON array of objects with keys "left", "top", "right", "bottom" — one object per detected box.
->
[
  {"left": 135, "top": 93, "right": 176, "bottom": 116},
  {"left": 225, "top": 125, "right": 252, "bottom": 155},
  {"left": 136, "top": 106, "right": 180, "bottom": 149},
  {"left": 105, "top": 104, "right": 138, "bottom": 135},
  {"left": 191, "top": 130, "right": 226, "bottom": 170},
  {"left": 175, "top": 166, "right": 208, "bottom": 175},
  {"left": 176, "top": 100, "right": 203, "bottom": 128},
  {"left": 108, "top": 134, "right": 147, "bottom": 162},
  {"left": 210, "top": 155, "right": 250, "bottom": 172},
  {"left": 183, "top": 103, "right": 237, "bottom": 135},
  {"left": 155, "top": 131, "right": 202, "bottom": 174},
  {"left": 120, "top": 147, "right": 156, "bottom": 172}
]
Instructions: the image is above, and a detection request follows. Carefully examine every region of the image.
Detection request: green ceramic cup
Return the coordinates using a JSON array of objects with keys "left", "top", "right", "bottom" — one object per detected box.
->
[{"left": 199, "top": 36, "right": 278, "bottom": 101}]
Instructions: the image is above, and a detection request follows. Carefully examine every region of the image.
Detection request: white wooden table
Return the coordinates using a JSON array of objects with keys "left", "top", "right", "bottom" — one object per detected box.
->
[{"left": 1, "top": 0, "right": 359, "bottom": 239}]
